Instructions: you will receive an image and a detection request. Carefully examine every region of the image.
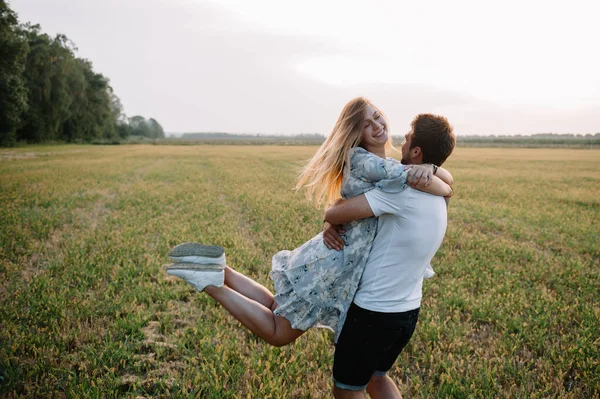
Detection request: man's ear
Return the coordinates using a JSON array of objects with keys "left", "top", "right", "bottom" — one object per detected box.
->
[{"left": 411, "top": 146, "right": 422, "bottom": 159}]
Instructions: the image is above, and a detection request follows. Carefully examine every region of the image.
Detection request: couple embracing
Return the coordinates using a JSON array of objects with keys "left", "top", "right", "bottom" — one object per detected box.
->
[{"left": 166, "top": 97, "right": 456, "bottom": 398}]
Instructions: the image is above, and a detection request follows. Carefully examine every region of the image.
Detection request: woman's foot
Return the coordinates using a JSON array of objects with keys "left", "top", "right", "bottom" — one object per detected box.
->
[
  {"left": 166, "top": 263, "right": 225, "bottom": 291},
  {"left": 168, "top": 243, "right": 226, "bottom": 266}
]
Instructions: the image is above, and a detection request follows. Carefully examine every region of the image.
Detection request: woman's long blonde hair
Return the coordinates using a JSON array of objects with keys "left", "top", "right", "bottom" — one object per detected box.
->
[{"left": 296, "top": 97, "right": 393, "bottom": 207}]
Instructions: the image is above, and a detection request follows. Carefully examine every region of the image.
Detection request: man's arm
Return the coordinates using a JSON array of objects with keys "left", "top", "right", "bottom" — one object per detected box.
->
[
  {"left": 324, "top": 195, "right": 374, "bottom": 226},
  {"left": 322, "top": 195, "right": 374, "bottom": 250}
]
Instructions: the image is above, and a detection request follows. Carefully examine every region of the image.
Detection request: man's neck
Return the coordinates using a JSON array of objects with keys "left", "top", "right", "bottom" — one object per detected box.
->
[{"left": 409, "top": 155, "right": 424, "bottom": 165}]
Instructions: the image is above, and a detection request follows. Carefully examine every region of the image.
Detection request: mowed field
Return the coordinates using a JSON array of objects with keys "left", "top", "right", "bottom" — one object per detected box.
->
[{"left": 0, "top": 145, "right": 598, "bottom": 398}]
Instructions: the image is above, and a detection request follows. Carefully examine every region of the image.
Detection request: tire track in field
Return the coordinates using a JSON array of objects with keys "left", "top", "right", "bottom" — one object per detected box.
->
[
  {"left": 19, "top": 159, "right": 159, "bottom": 283},
  {"left": 202, "top": 167, "right": 270, "bottom": 265}
]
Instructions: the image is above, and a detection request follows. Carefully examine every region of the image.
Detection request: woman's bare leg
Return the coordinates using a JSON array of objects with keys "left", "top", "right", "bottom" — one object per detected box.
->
[
  {"left": 204, "top": 284, "right": 305, "bottom": 347},
  {"left": 222, "top": 266, "right": 274, "bottom": 308}
]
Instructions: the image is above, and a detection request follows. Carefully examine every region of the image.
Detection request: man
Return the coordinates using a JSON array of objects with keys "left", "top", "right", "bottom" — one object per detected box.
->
[{"left": 323, "top": 113, "right": 456, "bottom": 398}]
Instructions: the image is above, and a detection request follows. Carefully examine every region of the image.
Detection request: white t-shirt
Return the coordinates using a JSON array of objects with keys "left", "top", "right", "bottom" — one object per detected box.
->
[{"left": 353, "top": 188, "right": 448, "bottom": 313}]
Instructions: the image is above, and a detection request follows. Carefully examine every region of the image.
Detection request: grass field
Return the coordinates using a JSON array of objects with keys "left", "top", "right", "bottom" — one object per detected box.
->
[{"left": 1, "top": 145, "right": 598, "bottom": 398}]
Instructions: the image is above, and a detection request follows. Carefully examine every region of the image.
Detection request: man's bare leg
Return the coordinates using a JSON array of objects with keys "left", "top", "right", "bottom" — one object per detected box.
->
[
  {"left": 366, "top": 374, "right": 402, "bottom": 399},
  {"left": 204, "top": 284, "right": 304, "bottom": 347},
  {"left": 332, "top": 386, "right": 366, "bottom": 399}
]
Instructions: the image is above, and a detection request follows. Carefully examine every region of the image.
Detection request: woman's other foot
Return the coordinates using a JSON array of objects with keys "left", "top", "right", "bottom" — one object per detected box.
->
[{"left": 168, "top": 243, "right": 226, "bottom": 266}]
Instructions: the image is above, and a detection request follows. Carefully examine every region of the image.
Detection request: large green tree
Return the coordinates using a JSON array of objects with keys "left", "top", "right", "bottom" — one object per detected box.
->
[
  {"left": 0, "top": 0, "right": 28, "bottom": 146},
  {"left": 148, "top": 118, "right": 165, "bottom": 139},
  {"left": 1, "top": 1, "right": 164, "bottom": 146},
  {"left": 15, "top": 24, "right": 124, "bottom": 143},
  {"left": 17, "top": 26, "right": 76, "bottom": 142},
  {"left": 129, "top": 116, "right": 165, "bottom": 139}
]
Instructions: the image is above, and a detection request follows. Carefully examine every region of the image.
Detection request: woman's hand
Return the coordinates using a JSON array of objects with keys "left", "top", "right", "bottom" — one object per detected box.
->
[
  {"left": 406, "top": 164, "right": 434, "bottom": 187},
  {"left": 323, "top": 222, "right": 345, "bottom": 251}
]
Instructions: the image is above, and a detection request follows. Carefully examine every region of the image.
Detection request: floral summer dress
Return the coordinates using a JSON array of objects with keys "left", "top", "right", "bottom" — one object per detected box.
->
[{"left": 271, "top": 147, "right": 412, "bottom": 340}]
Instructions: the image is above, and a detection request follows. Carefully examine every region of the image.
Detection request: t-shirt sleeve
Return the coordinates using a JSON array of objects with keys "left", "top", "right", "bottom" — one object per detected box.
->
[{"left": 364, "top": 187, "right": 411, "bottom": 217}]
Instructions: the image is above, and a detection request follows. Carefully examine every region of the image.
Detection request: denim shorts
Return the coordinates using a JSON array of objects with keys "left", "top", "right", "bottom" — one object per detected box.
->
[{"left": 332, "top": 302, "right": 420, "bottom": 391}]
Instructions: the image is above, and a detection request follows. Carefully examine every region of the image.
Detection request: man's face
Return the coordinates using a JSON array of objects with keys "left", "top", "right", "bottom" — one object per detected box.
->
[{"left": 400, "top": 130, "right": 415, "bottom": 164}]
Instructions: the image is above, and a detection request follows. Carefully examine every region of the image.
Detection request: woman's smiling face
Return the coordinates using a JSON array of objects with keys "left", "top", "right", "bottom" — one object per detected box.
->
[{"left": 360, "top": 104, "right": 388, "bottom": 153}]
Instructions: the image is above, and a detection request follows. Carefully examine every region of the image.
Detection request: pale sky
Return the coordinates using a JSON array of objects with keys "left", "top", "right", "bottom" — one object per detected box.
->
[{"left": 11, "top": 0, "right": 600, "bottom": 135}]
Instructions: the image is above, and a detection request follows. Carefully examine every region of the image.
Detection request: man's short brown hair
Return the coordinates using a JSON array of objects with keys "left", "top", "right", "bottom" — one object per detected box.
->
[{"left": 410, "top": 114, "right": 455, "bottom": 166}]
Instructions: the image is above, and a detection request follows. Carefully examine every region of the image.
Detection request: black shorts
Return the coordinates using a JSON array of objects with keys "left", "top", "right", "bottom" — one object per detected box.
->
[{"left": 332, "top": 302, "right": 420, "bottom": 391}]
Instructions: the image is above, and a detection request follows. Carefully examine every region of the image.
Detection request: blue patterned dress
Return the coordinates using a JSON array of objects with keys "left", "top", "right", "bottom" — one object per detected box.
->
[{"left": 271, "top": 147, "right": 412, "bottom": 340}]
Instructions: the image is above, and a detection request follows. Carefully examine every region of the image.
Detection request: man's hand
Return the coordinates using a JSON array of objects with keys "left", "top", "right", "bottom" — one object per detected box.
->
[
  {"left": 323, "top": 221, "right": 345, "bottom": 251},
  {"left": 406, "top": 164, "right": 434, "bottom": 187}
]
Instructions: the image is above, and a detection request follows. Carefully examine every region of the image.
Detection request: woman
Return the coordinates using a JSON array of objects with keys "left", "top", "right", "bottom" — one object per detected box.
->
[{"left": 166, "top": 97, "right": 453, "bottom": 346}]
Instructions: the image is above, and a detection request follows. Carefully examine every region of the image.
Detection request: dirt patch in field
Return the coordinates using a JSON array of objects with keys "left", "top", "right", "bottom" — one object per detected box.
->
[
  {"left": 0, "top": 151, "right": 37, "bottom": 160},
  {"left": 19, "top": 227, "right": 68, "bottom": 283},
  {"left": 141, "top": 321, "right": 177, "bottom": 350},
  {"left": 120, "top": 361, "right": 183, "bottom": 393},
  {"left": 20, "top": 253, "right": 42, "bottom": 282},
  {"left": 464, "top": 321, "right": 503, "bottom": 361},
  {"left": 72, "top": 189, "right": 116, "bottom": 231},
  {"left": 120, "top": 306, "right": 194, "bottom": 394},
  {"left": 0, "top": 149, "right": 89, "bottom": 161},
  {"left": 19, "top": 189, "right": 116, "bottom": 283}
]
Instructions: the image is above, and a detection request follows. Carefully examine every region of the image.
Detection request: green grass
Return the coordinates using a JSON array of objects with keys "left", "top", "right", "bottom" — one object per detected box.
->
[{"left": 1, "top": 145, "right": 598, "bottom": 398}]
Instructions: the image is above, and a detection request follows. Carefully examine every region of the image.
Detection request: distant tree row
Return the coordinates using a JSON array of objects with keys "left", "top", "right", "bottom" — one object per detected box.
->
[
  {"left": 181, "top": 132, "right": 324, "bottom": 140},
  {"left": 125, "top": 116, "right": 165, "bottom": 139},
  {"left": 453, "top": 133, "right": 600, "bottom": 149},
  {"left": 0, "top": 1, "right": 163, "bottom": 146},
  {"left": 459, "top": 133, "right": 600, "bottom": 139}
]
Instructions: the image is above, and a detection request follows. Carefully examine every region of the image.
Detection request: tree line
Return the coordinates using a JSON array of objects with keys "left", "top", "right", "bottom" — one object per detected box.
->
[
  {"left": 170, "top": 132, "right": 599, "bottom": 148},
  {"left": 0, "top": 1, "right": 164, "bottom": 146}
]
